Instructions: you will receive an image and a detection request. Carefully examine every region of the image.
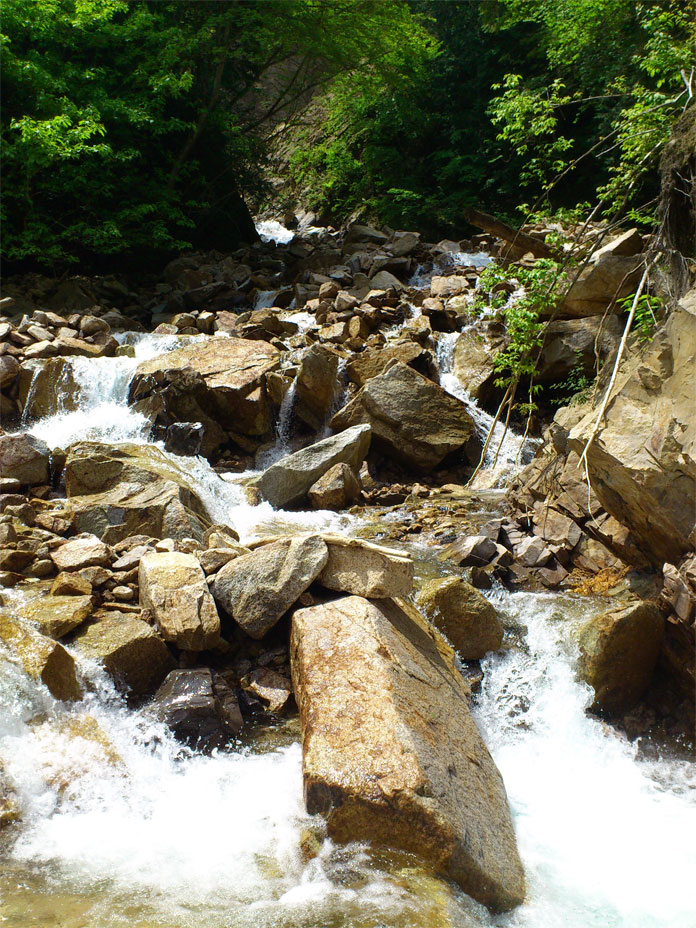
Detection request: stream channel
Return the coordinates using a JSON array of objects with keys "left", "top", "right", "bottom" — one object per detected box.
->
[{"left": 1, "top": 247, "right": 694, "bottom": 928}]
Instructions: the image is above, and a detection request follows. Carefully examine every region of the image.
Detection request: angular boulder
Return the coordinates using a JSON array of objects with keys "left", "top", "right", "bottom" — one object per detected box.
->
[
  {"left": 308, "top": 462, "right": 361, "bottom": 510},
  {"left": 252, "top": 424, "right": 371, "bottom": 509},
  {"left": 345, "top": 340, "right": 430, "bottom": 388},
  {"left": 0, "top": 613, "right": 82, "bottom": 701},
  {"left": 71, "top": 611, "right": 175, "bottom": 698},
  {"left": 19, "top": 594, "right": 94, "bottom": 639},
  {"left": 213, "top": 534, "right": 328, "bottom": 639},
  {"left": 294, "top": 343, "right": 341, "bottom": 430},
  {"left": 416, "top": 577, "right": 503, "bottom": 659},
  {"left": 577, "top": 601, "right": 665, "bottom": 714},
  {"left": 50, "top": 533, "right": 112, "bottom": 571},
  {"left": 138, "top": 551, "right": 220, "bottom": 650},
  {"left": 331, "top": 362, "right": 480, "bottom": 470},
  {"left": 291, "top": 595, "right": 525, "bottom": 911},
  {"left": 0, "top": 432, "right": 50, "bottom": 486},
  {"left": 64, "top": 442, "right": 212, "bottom": 544},
  {"left": 318, "top": 535, "right": 414, "bottom": 598},
  {"left": 561, "top": 254, "right": 643, "bottom": 317},
  {"left": 129, "top": 336, "right": 280, "bottom": 441}
]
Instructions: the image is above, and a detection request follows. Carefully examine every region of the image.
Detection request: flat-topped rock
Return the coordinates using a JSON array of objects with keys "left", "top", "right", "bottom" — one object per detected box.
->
[{"left": 318, "top": 535, "right": 414, "bottom": 598}]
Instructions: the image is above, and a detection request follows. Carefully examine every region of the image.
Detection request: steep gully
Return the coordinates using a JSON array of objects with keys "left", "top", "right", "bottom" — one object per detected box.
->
[{"left": 0, "top": 227, "right": 694, "bottom": 928}]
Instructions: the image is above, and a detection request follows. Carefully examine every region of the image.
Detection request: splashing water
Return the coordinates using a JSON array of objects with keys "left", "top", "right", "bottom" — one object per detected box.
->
[
  {"left": 474, "top": 592, "right": 696, "bottom": 928},
  {"left": 435, "top": 331, "right": 526, "bottom": 484},
  {"left": 255, "top": 219, "right": 295, "bottom": 245}
]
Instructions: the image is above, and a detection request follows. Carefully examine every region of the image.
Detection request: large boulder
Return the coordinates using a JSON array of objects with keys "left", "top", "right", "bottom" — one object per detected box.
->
[
  {"left": 0, "top": 432, "right": 50, "bottom": 486},
  {"left": 138, "top": 551, "right": 220, "bottom": 651},
  {"left": 252, "top": 424, "right": 371, "bottom": 508},
  {"left": 50, "top": 533, "right": 111, "bottom": 571},
  {"left": 291, "top": 595, "right": 525, "bottom": 911},
  {"left": 561, "top": 254, "right": 643, "bottom": 317},
  {"left": 212, "top": 534, "right": 329, "bottom": 639},
  {"left": 577, "top": 601, "right": 665, "bottom": 714},
  {"left": 416, "top": 577, "right": 503, "bottom": 659},
  {"left": 452, "top": 325, "right": 505, "bottom": 404},
  {"left": 331, "top": 362, "right": 481, "bottom": 470},
  {"left": 18, "top": 358, "right": 78, "bottom": 420},
  {"left": 64, "top": 442, "right": 212, "bottom": 544},
  {"left": 318, "top": 535, "right": 414, "bottom": 598},
  {"left": 0, "top": 613, "right": 82, "bottom": 701},
  {"left": 567, "top": 291, "right": 696, "bottom": 566},
  {"left": 294, "top": 344, "right": 341, "bottom": 430},
  {"left": 128, "top": 336, "right": 280, "bottom": 447},
  {"left": 71, "top": 611, "right": 175, "bottom": 698}
]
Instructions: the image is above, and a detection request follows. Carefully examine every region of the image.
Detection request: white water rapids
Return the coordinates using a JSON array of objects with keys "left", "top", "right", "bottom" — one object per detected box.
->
[{"left": 1, "top": 316, "right": 694, "bottom": 927}]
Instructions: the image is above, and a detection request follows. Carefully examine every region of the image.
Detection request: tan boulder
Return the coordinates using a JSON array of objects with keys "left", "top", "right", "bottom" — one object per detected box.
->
[
  {"left": 50, "top": 533, "right": 111, "bottom": 571},
  {"left": 345, "top": 340, "right": 430, "bottom": 387},
  {"left": 71, "top": 611, "right": 175, "bottom": 698},
  {"left": 561, "top": 254, "right": 643, "bottom": 317},
  {"left": 138, "top": 551, "right": 220, "bottom": 650},
  {"left": 416, "top": 577, "right": 503, "bottom": 659},
  {"left": 577, "top": 601, "right": 665, "bottom": 714},
  {"left": 252, "top": 424, "right": 371, "bottom": 509},
  {"left": 64, "top": 442, "right": 212, "bottom": 544},
  {"left": 294, "top": 343, "right": 341, "bottom": 429},
  {"left": 19, "top": 594, "right": 94, "bottom": 639},
  {"left": 129, "top": 336, "right": 279, "bottom": 439},
  {"left": 308, "top": 462, "right": 361, "bottom": 510},
  {"left": 331, "top": 362, "right": 480, "bottom": 470},
  {"left": 318, "top": 535, "right": 414, "bottom": 598},
  {"left": 18, "top": 358, "right": 78, "bottom": 420},
  {"left": 0, "top": 432, "right": 50, "bottom": 486},
  {"left": 291, "top": 595, "right": 525, "bottom": 911},
  {"left": 567, "top": 290, "right": 696, "bottom": 566},
  {"left": 431, "top": 275, "right": 469, "bottom": 298},
  {"left": 0, "top": 613, "right": 82, "bottom": 701},
  {"left": 212, "top": 534, "right": 329, "bottom": 639}
]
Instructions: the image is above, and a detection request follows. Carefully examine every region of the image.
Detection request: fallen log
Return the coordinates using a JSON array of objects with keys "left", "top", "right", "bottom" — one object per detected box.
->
[{"left": 463, "top": 207, "right": 560, "bottom": 261}]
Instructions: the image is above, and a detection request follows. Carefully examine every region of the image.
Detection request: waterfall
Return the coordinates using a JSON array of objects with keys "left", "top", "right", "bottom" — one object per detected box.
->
[{"left": 435, "top": 330, "right": 528, "bottom": 484}]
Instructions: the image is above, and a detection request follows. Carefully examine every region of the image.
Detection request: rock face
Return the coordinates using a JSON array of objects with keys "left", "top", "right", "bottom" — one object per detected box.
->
[
  {"left": 537, "top": 315, "right": 621, "bottom": 384},
  {"left": 138, "top": 552, "right": 220, "bottom": 651},
  {"left": 308, "top": 462, "right": 361, "bottom": 510},
  {"left": 150, "top": 668, "right": 240, "bottom": 750},
  {"left": 129, "top": 337, "right": 280, "bottom": 447},
  {"left": 64, "top": 442, "right": 211, "bottom": 544},
  {"left": 318, "top": 536, "right": 414, "bottom": 598},
  {"left": 213, "top": 535, "right": 329, "bottom": 639},
  {"left": 0, "top": 613, "right": 82, "bottom": 701},
  {"left": 577, "top": 601, "right": 665, "bottom": 714},
  {"left": 567, "top": 291, "right": 696, "bottom": 566},
  {"left": 71, "top": 611, "right": 175, "bottom": 698},
  {"left": 331, "top": 362, "right": 480, "bottom": 470},
  {"left": 0, "top": 432, "right": 50, "bottom": 485},
  {"left": 253, "top": 424, "right": 371, "bottom": 508},
  {"left": 291, "top": 595, "right": 525, "bottom": 912},
  {"left": 416, "top": 577, "right": 503, "bottom": 659}
]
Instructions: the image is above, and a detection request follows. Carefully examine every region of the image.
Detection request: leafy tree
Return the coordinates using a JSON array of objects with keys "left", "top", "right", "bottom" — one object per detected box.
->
[{"left": 1, "top": 0, "right": 435, "bottom": 268}]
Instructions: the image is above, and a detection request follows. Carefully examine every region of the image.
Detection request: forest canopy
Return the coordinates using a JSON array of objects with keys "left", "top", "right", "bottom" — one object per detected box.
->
[{"left": 1, "top": 0, "right": 694, "bottom": 268}]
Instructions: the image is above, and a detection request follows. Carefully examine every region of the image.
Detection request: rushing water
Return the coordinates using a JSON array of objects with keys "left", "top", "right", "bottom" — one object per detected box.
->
[{"left": 2, "top": 305, "right": 695, "bottom": 928}]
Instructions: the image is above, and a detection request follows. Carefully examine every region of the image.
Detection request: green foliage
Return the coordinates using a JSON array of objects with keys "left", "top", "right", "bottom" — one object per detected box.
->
[
  {"left": 550, "top": 351, "right": 593, "bottom": 406},
  {"left": 2, "top": 0, "right": 435, "bottom": 268},
  {"left": 618, "top": 291, "right": 662, "bottom": 342}
]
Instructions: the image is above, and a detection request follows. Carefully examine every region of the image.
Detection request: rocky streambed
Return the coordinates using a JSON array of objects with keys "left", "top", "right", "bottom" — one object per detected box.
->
[{"left": 0, "top": 218, "right": 694, "bottom": 927}]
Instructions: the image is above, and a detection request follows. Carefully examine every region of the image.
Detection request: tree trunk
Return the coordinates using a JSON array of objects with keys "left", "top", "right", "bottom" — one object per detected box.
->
[{"left": 463, "top": 207, "right": 560, "bottom": 261}]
